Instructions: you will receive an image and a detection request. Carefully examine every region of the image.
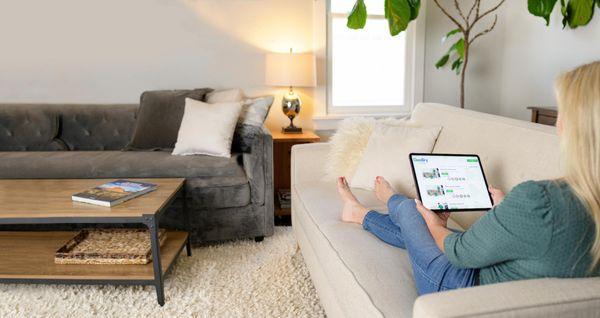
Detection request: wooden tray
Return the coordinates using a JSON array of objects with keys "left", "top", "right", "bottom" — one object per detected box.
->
[{"left": 55, "top": 229, "right": 167, "bottom": 265}]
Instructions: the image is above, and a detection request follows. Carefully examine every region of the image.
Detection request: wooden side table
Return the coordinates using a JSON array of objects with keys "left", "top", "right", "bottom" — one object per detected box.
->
[
  {"left": 270, "top": 129, "right": 320, "bottom": 217},
  {"left": 527, "top": 106, "right": 558, "bottom": 126}
]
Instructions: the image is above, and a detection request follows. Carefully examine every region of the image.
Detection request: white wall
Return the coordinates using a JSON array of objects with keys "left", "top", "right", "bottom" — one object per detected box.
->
[
  {"left": 423, "top": 0, "right": 600, "bottom": 120},
  {"left": 0, "top": 0, "right": 316, "bottom": 130},
  {"left": 3, "top": 0, "right": 598, "bottom": 127}
]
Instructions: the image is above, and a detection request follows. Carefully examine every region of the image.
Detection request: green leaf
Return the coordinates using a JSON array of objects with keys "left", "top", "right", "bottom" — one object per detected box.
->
[
  {"left": 442, "top": 28, "right": 461, "bottom": 43},
  {"left": 454, "top": 38, "right": 465, "bottom": 58},
  {"left": 451, "top": 59, "right": 463, "bottom": 75},
  {"left": 561, "top": 0, "right": 569, "bottom": 27},
  {"left": 435, "top": 54, "right": 450, "bottom": 68},
  {"left": 528, "top": 0, "right": 559, "bottom": 25},
  {"left": 444, "top": 38, "right": 465, "bottom": 58},
  {"left": 565, "top": 0, "right": 595, "bottom": 28},
  {"left": 347, "top": 0, "right": 367, "bottom": 29},
  {"left": 385, "top": 0, "right": 412, "bottom": 36},
  {"left": 406, "top": 0, "right": 421, "bottom": 21},
  {"left": 597, "top": 0, "right": 600, "bottom": 9}
]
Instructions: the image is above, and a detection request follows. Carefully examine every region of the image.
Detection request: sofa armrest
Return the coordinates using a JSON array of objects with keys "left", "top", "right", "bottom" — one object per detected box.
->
[
  {"left": 413, "top": 278, "right": 600, "bottom": 318},
  {"left": 242, "top": 126, "right": 273, "bottom": 207},
  {"left": 291, "top": 142, "right": 331, "bottom": 186}
]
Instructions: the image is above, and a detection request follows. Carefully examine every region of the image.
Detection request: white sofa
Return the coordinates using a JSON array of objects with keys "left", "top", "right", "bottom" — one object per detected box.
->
[{"left": 291, "top": 103, "right": 600, "bottom": 317}]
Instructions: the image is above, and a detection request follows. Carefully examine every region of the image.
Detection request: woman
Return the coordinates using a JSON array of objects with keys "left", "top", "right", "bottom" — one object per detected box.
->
[{"left": 338, "top": 61, "right": 600, "bottom": 295}]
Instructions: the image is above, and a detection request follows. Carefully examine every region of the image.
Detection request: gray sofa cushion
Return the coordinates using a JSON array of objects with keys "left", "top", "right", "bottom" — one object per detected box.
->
[
  {"left": 0, "top": 151, "right": 250, "bottom": 208},
  {"left": 126, "top": 88, "right": 213, "bottom": 150},
  {"left": 0, "top": 106, "right": 65, "bottom": 151},
  {"left": 0, "top": 150, "right": 245, "bottom": 178},
  {"left": 57, "top": 104, "right": 137, "bottom": 150}
]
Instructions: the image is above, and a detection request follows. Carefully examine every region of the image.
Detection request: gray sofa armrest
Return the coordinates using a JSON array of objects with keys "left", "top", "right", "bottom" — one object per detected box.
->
[
  {"left": 413, "top": 278, "right": 600, "bottom": 318},
  {"left": 242, "top": 126, "right": 273, "bottom": 207}
]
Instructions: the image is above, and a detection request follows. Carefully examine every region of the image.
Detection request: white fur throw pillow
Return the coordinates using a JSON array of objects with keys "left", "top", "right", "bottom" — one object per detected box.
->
[
  {"left": 324, "top": 117, "right": 409, "bottom": 180},
  {"left": 172, "top": 98, "right": 242, "bottom": 158},
  {"left": 350, "top": 124, "right": 442, "bottom": 198}
]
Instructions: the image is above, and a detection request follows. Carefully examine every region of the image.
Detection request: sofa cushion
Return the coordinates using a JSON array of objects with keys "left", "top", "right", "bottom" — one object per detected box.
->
[
  {"left": 127, "top": 88, "right": 213, "bottom": 150},
  {"left": 293, "top": 181, "right": 417, "bottom": 317},
  {"left": 0, "top": 151, "right": 249, "bottom": 208},
  {"left": 57, "top": 104, "right": 137, "bottom": 150},
  {"left": 0, "top": 106, "right": 65, "bottom": 151},
  {"left": 293, "top": 180, "right": 465, "bottom": 317}
]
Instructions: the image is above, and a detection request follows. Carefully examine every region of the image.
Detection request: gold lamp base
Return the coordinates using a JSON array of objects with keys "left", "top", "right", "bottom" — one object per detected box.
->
[
  {"left": 282, "top": 126, "right": 303, "bottom": 134},
  {"left": 281, "top": 87, "right": 302, "bottom": 134}
]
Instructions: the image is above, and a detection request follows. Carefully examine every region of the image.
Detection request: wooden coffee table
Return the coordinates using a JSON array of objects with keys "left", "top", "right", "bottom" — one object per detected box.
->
[{"left": 0, "top": 178, "right": 190, "bottom": 306}]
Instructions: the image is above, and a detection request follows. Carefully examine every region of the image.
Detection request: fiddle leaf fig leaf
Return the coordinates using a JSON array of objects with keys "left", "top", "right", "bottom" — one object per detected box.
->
[
  {"left": 565, "top": 0, "right": 595, "bottom": 28},
  {"left": 385, "top": 0, "right": 412, "bottom": 36},
  {"left": 442, "top": 28, "right": 461, "bottom": 43},
  {"left": 435, "top": 54, "right": 450, "bottom": 68},
  {"left": 561, "top": 0, "right": 569, "bottom": 27},
  {"left": 407, "top": 0, "right": 421, "bottom": 21},
  {"left": 347, "top": 0, "right": 368, "bottom": 29},
  {"left": 528, "top": 0, "right": 559, "bottom": 25}
]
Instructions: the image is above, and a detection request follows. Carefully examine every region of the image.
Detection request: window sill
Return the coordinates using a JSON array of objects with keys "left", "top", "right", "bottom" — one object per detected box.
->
[{"left": 313, "top": 112, "right": 411, "bottom": 130}]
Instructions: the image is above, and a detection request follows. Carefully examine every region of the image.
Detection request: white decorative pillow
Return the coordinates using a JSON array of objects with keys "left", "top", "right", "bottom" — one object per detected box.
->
[
  {"left": 239, "top": 96, "right": 274, "bottom": 127},
  {"left": 324, "top": 117, "right": 409, "bottom": 180},
  {"left": 172, "top": 98, "right": 242, "bottom": 158},
  {"left": 350, "top": 124, "right": 442, "bottom": 198},
  {"left": 206, "top": 89, "right": 244, "bottom": 103}
]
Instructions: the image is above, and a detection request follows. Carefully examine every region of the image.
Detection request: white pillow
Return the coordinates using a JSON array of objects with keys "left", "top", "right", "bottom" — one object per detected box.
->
[
  {"left": 206, "top": 89, "right": 244, "bottom": 103},
  {"left": 350, "top": 124, "right": 442, "bottom": 198},
  {"left": 172, "top": 98, "right": 242, "bottom": 158},
  {"left": 324, "top": 117, "right": 409, "bottom": 180}
]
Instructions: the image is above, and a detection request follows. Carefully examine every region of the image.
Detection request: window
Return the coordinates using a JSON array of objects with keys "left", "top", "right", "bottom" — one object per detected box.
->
[{"left": 328, "top": 0, "right": 423, "bottom": 114}]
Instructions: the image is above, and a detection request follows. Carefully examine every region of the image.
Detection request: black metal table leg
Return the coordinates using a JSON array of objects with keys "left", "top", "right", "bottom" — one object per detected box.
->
[
  {"left": 145, "top": 215, "right": 165, "bottom": 306},
  {"left": 182, "top": 188, "right": 192, "bottom": 257}
]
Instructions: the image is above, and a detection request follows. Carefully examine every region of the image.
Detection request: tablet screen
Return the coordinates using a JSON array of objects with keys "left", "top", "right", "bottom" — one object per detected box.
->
[{"left": 410, "top": 154, "right": 493, "bottom": 212}]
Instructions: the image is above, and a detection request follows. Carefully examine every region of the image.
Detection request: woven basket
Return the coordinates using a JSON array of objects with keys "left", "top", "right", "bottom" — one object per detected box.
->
[{"left": 55, "top": 229, "right": 167, "bottom": 265}]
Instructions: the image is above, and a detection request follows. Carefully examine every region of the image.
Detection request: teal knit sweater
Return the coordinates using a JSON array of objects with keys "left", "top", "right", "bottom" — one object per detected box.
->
[{"left": 444, "top": 180, "right": 600, "bottom": 285}]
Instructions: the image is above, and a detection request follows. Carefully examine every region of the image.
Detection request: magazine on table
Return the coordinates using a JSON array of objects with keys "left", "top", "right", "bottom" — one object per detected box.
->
[{"left": 72, "top": 180, "right": 157, "bottom": 207}]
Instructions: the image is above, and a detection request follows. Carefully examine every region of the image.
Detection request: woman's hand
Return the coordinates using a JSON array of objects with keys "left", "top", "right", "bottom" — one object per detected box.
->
[
  {"left": 415, "top": 200, "right": 451, "bottom": 228},
  {"left": 415, "top": 199, "right": 453, "bottom": 252},
  {"left": 489, "top": 186, "right": 505, "bottom": 207}
]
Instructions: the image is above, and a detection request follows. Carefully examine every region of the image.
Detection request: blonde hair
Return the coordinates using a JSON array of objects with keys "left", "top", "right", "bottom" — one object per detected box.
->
[{"left": 555, "top": 61, "right": 600, "bottom": 270}]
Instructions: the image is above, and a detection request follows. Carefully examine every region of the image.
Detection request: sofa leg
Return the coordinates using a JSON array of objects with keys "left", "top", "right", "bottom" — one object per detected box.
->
[{"left": 254, "top": 236, "right": 264, "bottom": 242}]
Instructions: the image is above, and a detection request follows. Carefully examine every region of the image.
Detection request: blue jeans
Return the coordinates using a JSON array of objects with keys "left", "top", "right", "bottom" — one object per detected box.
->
[{"left": 362, "top": 194, "right": 478, "bottom": 295}]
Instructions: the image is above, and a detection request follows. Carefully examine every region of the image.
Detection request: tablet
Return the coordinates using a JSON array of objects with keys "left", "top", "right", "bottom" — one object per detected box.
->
[{"left": 409, "top": 153, "right": 493, "bottom": 212}]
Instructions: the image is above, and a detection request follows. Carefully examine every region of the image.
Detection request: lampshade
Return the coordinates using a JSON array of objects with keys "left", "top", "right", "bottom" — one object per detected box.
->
[{"left": 265, "top": 52, "right": 316, "bottom": 87}]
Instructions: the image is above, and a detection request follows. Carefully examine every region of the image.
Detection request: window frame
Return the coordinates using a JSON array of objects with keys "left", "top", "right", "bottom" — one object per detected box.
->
[{"left": 326, "top": 1, "right": 425, "bottom": 115}]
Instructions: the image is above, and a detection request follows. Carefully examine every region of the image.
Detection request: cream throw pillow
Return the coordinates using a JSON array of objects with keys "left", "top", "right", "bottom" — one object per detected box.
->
[
  {"left": 350, "top": 124, "right": 442, "bottom": 198},
  {"left": 205, "top": 88, "right": 244, "bottom": 103},
  {"left": 172, "top": 98, "right": 242, "bottom": 158},
  {"left": 324, "top": 117, "right": 410, "bottom": 180}
]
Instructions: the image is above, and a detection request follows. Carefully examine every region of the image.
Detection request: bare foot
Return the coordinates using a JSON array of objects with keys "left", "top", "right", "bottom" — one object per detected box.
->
[
  {"left": 337, "top": 177, "right": 369, "bottom": 224},
  {"left": 374, "top": 176, "right": 397, "bottom": 204}
]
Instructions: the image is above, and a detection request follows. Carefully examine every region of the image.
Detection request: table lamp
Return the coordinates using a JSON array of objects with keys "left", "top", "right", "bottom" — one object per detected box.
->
[{"left": 265, "top": 49, "right": 316, "bottom": 134}]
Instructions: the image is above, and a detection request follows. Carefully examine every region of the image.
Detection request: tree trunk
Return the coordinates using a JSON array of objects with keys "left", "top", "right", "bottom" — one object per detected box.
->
[{"left": 460, "top": 40, "right": 469, "bottom": 109}]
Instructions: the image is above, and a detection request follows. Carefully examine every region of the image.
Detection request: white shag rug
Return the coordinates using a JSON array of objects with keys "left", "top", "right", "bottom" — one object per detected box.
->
[{"left": 0, "top": 227, "right": 325, "bottom": 318}]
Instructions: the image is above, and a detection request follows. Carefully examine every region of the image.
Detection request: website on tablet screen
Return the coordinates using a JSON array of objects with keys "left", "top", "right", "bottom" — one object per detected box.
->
[{"left": 411, "top": 155, "right": 493, "bottom": 210}]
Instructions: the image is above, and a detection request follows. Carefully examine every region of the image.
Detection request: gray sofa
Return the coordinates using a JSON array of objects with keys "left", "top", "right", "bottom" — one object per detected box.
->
[{"left": 0, "top": 103, "right": 274, "bottom": 244}]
